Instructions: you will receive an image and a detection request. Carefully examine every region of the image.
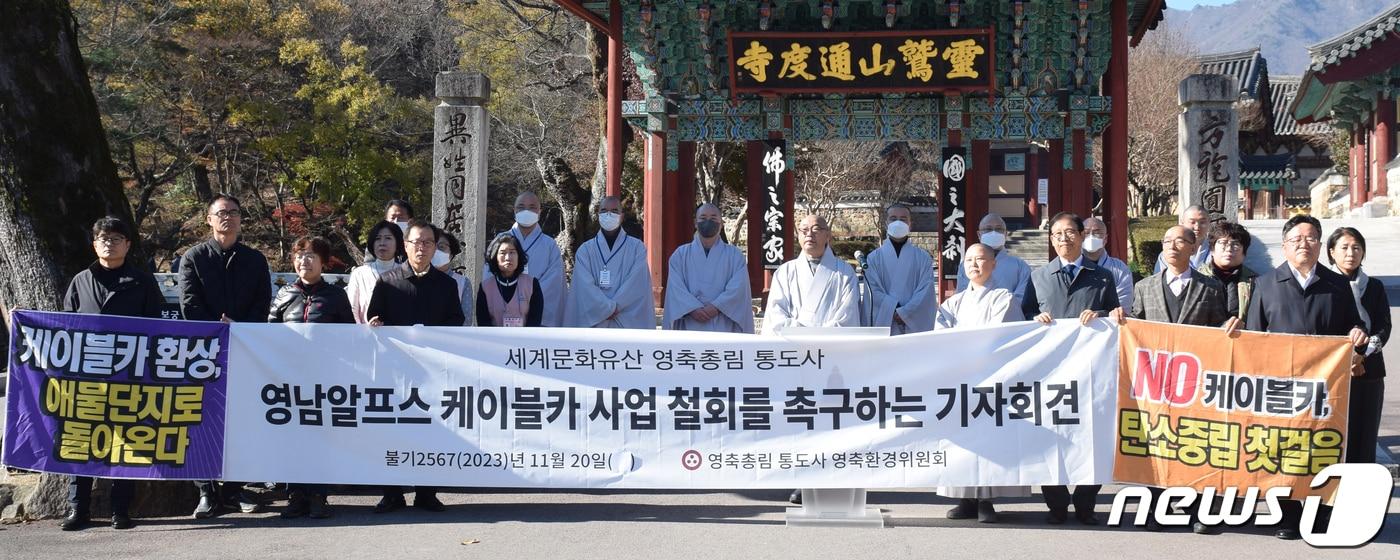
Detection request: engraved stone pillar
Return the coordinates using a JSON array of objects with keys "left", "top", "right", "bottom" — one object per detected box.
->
[
  {"left": 1178, "top": 74, "right": 1239, "bottom": 223},
  {"left": 431, "top": 71, "right": 490, "bottom": 288}
]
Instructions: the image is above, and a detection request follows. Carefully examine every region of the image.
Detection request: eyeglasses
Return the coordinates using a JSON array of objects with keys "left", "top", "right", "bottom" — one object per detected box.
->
[
  {"left": 210, "top": 209, "right": 242, "bottom": 219},
  {"left": 1050, "top": 230, "right": 1079, "bottom": 240},
  {"left": 1214, "top": 240, "right": 1243, "bottom": 251},
  {"left": 406, "top": 239, "right": 436, "bottom": 248},
  {"left": 95, "top": 236, "right": 127, "bottom": 245},
  {"left": 1284, "top": 236, "right": 1320, "bottom": 246}
]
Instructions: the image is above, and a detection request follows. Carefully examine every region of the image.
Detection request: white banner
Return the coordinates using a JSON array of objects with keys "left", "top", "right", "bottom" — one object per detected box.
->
[{"left": 224, "top": 321, "right": 1119, "bottom": 488}]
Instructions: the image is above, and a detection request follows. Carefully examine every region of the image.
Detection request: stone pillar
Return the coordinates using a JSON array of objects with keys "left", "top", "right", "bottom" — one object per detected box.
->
[
  {"left": 431, "top": 71, "right": 490, "bottom": 290},
  {"left": 1178, "top": 74, "right": 1239, "bottom": 223}
]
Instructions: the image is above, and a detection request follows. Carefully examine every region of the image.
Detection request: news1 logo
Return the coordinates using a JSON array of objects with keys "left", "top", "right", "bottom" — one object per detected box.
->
[{"left": 1109, "top": 463, "right": 1393, "bottom": 547}]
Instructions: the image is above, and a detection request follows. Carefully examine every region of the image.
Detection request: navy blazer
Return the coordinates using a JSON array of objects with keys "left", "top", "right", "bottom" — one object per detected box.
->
[
  {"left": 1021, "top": 257, "right": 1121, "bottom": 320},
  {"left": 1244, "top": 263, "right": 1362, "bottom": 338}
]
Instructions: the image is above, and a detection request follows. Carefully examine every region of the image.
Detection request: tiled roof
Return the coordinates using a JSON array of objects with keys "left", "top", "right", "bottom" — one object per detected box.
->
[
  {"left": 1307, "top": 3, "right": 1400, "bottom": 71},
  {"left": 1240, "top": 153, "right": 1298, "bottom": 188},
  {"left": 1268, "top": 75, "right": 1330, "bottom": 136},
  {"left": 1197, "top": 48, "right": 1267, "bottom": 99}
]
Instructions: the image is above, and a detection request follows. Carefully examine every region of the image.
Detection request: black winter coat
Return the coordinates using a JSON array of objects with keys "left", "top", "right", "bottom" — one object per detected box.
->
[
  {"left": 268, "top": 279, "right": 354, "bottom": 324},
  {"left": 178, "top": 238, "right": 272, "bottom": 322},
  {"left": 62, "top": 261, "right": 164, "bottom": 318}
]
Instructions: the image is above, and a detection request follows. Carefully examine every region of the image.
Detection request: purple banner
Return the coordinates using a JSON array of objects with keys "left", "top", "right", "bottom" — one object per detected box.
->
[{"left": 3, "top": 310, "right": 228, "bottom": 480}]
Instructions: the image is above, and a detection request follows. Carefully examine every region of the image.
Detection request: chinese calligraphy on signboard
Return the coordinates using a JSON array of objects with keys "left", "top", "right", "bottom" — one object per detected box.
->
[
  {"left": 761, "top": 140, "right": 788, "bottom": 269},
  {"left": 939, "top": 147, "right": 967, "bottom": 281},
  {"left": 729, "top": 30, "right": 993, "bottom": 94}
]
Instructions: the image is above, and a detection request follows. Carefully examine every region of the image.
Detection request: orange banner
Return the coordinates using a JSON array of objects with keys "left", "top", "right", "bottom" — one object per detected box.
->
[{"left": 1114, "top": 320, "right": 1352, "bottom": 496}]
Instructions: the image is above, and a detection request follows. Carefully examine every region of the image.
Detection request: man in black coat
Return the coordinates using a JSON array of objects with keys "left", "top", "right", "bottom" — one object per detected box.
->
[
  {"left": 176, "top": 193, "right": 272, "bottom": 518},
  {"left": 1244, "top": 214, "right": 1367, "bottom": 540},
  {"left": 1022, "top": 212, "right": 1120, "bottom": 526},
  {"left": 58, "top": 217, "right": 164, "bottom": 531},
  {"left": 366, "top": 219, "right": 464, "bottom": 513},
  {"left": 177, "top": 194, "right": 272, "bottom": 323}
]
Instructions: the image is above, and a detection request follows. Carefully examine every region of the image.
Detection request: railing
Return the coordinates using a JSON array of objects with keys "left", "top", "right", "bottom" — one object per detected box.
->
[{"left": 153, "top": 273, "right": 351, "bottom": 306}]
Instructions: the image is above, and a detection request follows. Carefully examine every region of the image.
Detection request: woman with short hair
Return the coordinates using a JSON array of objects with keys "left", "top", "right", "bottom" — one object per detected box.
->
[
  {"left": 476, "top": 233, "right": 544, "bottom": 327},
  {"left": 347, "top": 221, "right": 403, "bottom": 324},
  {"left": 1327, "top": 227, "right": 1389, "bottom": 465},
  {"left": 268, "top": 236, "right": 353, "bottom": 519}
]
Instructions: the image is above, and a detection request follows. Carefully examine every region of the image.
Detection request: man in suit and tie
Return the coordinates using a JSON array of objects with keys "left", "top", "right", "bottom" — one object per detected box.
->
[
  {"left": 1112, "top": 224, "right": 1234, "bottom": 534},
  {"left": 1021, "top": 211, "right": 1120, "bottom": 526},
  {"left": 1116, "top": 225, "right": 1232, "bottom": 329}
]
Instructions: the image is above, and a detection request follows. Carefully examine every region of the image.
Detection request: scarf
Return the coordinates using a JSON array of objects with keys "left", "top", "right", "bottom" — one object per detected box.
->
[{"left": 1337, "top": 265, "right": 1371, "bottom": 331}]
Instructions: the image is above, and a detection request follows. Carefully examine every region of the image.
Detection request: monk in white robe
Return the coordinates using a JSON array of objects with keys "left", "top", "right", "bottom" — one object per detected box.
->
[
  {"left": 504, "top": 191, "right": 566, "bottom": 327},
  {"left": 662, "top": 203, "right": 754, "bottom": 333},
  {"left": 565, "top": 196, "right": 654, "bottom": 329},
  {"left": 762, "top": 214, "right": 859, "bottom": 334},
  {"left": 866, "top": 204, "right": 936, "bottom": 334},
  {"left": 936, "top": 243, "right": 1030, "bottom": 523},
  {"left": 955, "top": 213, "right": 1032, "bottom": 300}
]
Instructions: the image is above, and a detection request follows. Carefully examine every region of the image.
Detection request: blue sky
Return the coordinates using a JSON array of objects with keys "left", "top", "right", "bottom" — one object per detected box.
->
[{"left": 1169, "top": 0, "right": 1239, "bottom": 8}]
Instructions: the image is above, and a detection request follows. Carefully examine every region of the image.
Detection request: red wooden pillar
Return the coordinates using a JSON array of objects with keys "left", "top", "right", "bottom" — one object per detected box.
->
[
  {"left": 605, "top": 0, "right": 624, "bottom": 197},
  {"left": 1372, "top": 97, "right": 1393, "bottom": 199},
  {"left": 667, "top": 141, "right": 697, "bottom": 261},
  {"left": 643, "top": 131, "right": 668, "bottom": 306},
  {"left": 1351, "top": 128, "right": 1367, "bottom": 207},
  {"left": 1026, "top": 148, "right": 1042, "bottom": 225},
  {"left": 1064, "top": 129, "right": 1092, "bottom": 216},
  {"left": 1104, "top": 0, "right": 1130, "bottom": 259},
  {"left": 1047, "top": 138, "right": 1065, "bottom": 260},
  {"left": 643, "top": 137, "right": 696, "bottom": 307},
  {"left": 1242, "top": 188, "right": 1254, "bottom": 219}
]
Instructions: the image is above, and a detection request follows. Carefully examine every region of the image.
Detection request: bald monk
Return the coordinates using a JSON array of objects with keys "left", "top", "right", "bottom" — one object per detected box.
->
[
  {"left": 503, "top": 191, "right": 566, "bottom": 326},
  {"left": 662, "top": 203, "right": 754, "bottom": 333},
  {"left": 564, "top": 196, "right": 655, "bottom": 329},
  {"left": 762, "top": 214, "right": 859, "bottom": 334}
]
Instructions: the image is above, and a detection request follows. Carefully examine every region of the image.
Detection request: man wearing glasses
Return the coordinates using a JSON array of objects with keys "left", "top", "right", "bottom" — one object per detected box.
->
[
  {"left": 1197, "top": 221, "right": 1259, "bottom": 319},
  {"left": 177, "top": 194, "right": 273, "bottom": 519},
  {"left": 1243, "top": 214, "right": 1367, "bottom": 540},
  {"left": 761, "top": 214, "right": 859, "bottom": 335},
  {"left": 58, "top": 216, "right": 165, "bottom": 531},
  {"left": 1020, "top": 211, "right": 1121, "bottom": 526}
]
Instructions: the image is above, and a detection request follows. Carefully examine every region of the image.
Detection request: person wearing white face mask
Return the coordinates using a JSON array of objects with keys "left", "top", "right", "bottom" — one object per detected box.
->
[
  {"left": 347, "top": 220, "right": 405, "bottom": 324},
  {"left": 865, "top": 203, "right": 936, "bottom": 335},
  {"left": 501, "top": 191, "right": 567, "bottom": 327},
  {"left": 662, "top": 203, "right": 754, "bottom": 333},
  {"left": 1081, "top": 216, "right": 1134, "bottom": 313},
  {"left": 565, "top": 196, "right": 654, "bottom": 329},
  {"left": 955, "top": 213, "right": 1032, "bottom": 300},
  {"left": 384, "top": 199, "right": 413, "bottom": 234},
  {"left": 434, "top": 227, "right": 474, "bottom": 326}
]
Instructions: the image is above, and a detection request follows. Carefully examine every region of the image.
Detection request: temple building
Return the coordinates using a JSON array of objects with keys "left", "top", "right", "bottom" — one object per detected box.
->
[
  {"left": 1290, "top": 3, "right": 1400, "bottom": 218},
  {"left": 556, "top": 0, "right": 1166, "bottom": 300}
]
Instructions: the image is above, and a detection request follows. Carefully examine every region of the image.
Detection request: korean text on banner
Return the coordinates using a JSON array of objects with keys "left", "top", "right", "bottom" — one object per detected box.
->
[
  {"left": 224, "top": 320, "right": 1118, "bottom": 489},
  {"left": 1113, "top": 319, "right": 1352, "bottom": 495},
  {"left": 2, "top": 311, "right": 229, "bottom": 480}
]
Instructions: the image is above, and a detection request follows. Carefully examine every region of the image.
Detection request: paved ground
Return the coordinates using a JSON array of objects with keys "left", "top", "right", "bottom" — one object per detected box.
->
[{"left": 3, "top": 217, "right": 1399, "bottom": 559}]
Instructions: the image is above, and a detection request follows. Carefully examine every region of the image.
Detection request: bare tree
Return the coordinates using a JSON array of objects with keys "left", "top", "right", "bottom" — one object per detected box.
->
[
  {"left": 1126, "top": 25, "right": 1198, "bottom": 217},
  {"left": 793, "top": 141, "right": 921, "bottom": 231}
]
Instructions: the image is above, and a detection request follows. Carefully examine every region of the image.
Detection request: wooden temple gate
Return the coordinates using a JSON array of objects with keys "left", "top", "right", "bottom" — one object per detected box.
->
[{"left": 556, "top": 0, "right": 1165, "bottom": 302}]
